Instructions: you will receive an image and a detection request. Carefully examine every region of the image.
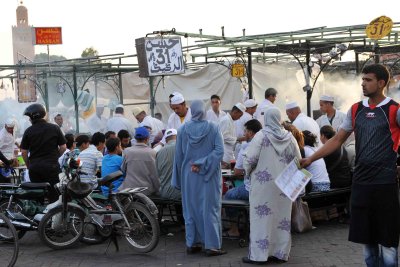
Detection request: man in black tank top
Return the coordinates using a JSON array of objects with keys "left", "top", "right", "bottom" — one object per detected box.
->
[{"left": 301, "top": 64, "right": 400, "bottom": 267}]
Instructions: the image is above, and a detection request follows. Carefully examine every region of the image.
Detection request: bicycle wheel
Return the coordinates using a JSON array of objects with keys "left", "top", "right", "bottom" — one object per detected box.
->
[
  {"left": 0, "top": 213, "right": 19, "bottom": 267},
  {"left": 0, "top": 199, "right": 26, "bottom": 240},
  {"left": 38, "top": 205, "right": 85, "bottom": 250},
  {"left": 124, "top": 202, "right": 160, "bottom": 253}
]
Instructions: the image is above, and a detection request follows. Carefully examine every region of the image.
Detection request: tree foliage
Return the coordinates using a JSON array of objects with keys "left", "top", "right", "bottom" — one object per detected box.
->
[{"left": 81, "top": 47, "right": 99, "bottom": 58}]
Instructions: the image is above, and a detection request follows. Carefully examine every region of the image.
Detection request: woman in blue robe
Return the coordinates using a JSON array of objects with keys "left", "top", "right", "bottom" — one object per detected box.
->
[{"left": 172, "top": 100, "right": 225, "bottom": 256}]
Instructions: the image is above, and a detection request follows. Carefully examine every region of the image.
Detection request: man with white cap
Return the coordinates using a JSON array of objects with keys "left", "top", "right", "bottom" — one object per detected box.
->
[
  {"left": 316, "top": 95, "right": 347, "bottom": 132},
  {"left": 316, "top": 95, "right": 355, "bottom": 164},
  {"left": 235, "top": 99, "right": 257, "bottom": 144},
  {"left": 167, "top": 94, "right": 192, "bottom": 130},
  {"left": 219, "top": 103, "right": 246, "bottom": 168},
  {"left": 206, "top": 94, "right": 226, "bottom": 123},
  {"left": 156, "top": 128, "right": 181, "bottom": 200},
  {"left": 86, "top": 103, "right": 108, "bottom": 133},
  {"left": 132, "top": 106, "right": 164, "bottom": 145},
  {"left": 286, "top": 101, "right": 321, "bottom": 147},
  {"left": 106, "top": 104, "right": 135, "bottom": 136},
  {"left": 0, "top": 118, "right": 18, "bottom": 160}
]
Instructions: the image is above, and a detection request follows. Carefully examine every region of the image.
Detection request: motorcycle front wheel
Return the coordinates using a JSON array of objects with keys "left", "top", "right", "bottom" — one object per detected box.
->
[
  {"left": 0, "top": 213, "right": 19, "bottom": 267},
  {"left": 124, "top": 202, "right": 160, "bottom": 253},
  {"left": 38, "top": 205, "right": 85, "bottom": 250}
]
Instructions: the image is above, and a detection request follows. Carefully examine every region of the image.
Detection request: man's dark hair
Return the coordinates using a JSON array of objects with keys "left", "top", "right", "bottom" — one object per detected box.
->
[
  {"left": 362, "top": 64, "right": 390, "bottom": 87},
  {"left": 118, "top": 129, "right": 130, "bottom": 140},
  {"left": 106, "top": 137, "right": 120, "bottom": 153},
  {"left": 65, "top": 133, "right": 75, "bottom": 150},
  {"left": 75, "top": 134, "right": 90, "bottom": 147},
  {"left": 115, "top": 107, "right": 124, "bottom": 114},
  {"left": 54, "top": 114, "right": 62, "bottom": 120},
  {"left": 105, "top": 131, "right": 116, "bottom": 139},
  {"left": 91, "top": 132, "right": 106, "bottom": 146},
  {"left": 302, "top": 130, "right": 317, "bottom": 147},
  {"left": 154, "top": 112, "right": 162, "bottom": 121},
  {"left": 210, "top": 94, "right": 221, "bottom": 101},
  {"left": 244, "top": 119, "right": 262, "bottom": 134},
  {"left": 320, "top": 125, "right": 336, "bottom": 140},
  {"left": 265, "top": 88, "right": 277, "bottom": 99}
]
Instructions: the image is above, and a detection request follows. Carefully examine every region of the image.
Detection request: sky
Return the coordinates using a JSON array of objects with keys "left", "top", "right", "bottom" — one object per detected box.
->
[{"left": 1, "top": 0, "right": 399, "bottom": 65}]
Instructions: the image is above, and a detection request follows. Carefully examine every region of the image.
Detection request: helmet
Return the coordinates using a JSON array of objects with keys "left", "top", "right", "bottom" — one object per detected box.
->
[{"left": 23, "top": 103, "right": 46, "bottom": 120}]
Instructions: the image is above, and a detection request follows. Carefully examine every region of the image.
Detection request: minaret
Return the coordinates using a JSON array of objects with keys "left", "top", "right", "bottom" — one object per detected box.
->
[
  {"left": 12, "top": 1, "right": 36, "bottom": 102},
  {"left": 12, "top": 1, "right": 35, "bottom": 64}
]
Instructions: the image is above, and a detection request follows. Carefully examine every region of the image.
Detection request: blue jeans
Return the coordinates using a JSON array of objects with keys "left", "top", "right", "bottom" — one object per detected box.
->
[
  {"left": 364, "top": 244, "right": 398, "bottom": 267},
  {"left": 224, "top": 184, "right": 249, "bottom": 218}
]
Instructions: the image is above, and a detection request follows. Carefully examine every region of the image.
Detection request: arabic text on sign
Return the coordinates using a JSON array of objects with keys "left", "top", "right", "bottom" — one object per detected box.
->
[
  {"left": 145, "top": 38, "right": 184, "bottom": 75},
  {"left": 365, "top": 16, "right": 393, "bottom": 40}
]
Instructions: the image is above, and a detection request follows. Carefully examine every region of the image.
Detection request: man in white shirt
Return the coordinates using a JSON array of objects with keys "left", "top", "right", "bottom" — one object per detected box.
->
[
  {"left": 286, "top": 101, "right": 321, "bottom": 147},
  {"left": 132, "top": 106, "right": 164, "bottom": 144},
  {"left": 206, "top": 94, "right": 226, "bottom": 123},
  {"left": 254, "top": 87, "right": 277, "bottom": 123},
  {"left": 316, "top": 95, "right": 347, "bottom": 132},
  {"left": 219, "top": 103, "right": 246, "bottom": 168},
  {"left": 106, "top": 104, "right": 135, "bottom": 136},
  {"left": 167, "top": 94, "right": 192, "bottom": 130},
  {"left": 0, "top": 118, "right": 17, "bottom": 160}
]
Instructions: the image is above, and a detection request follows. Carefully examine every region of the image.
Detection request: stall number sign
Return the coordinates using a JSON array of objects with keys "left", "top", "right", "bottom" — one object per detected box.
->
[
  {"left": 366, "top": 16, "right": 393, "bottom": 40},
  {"left": 138, "top": 37, "right": 185, "bottom": 77},
  {"left": 231, "top": 63, "right": 245, "bottom": 78}
]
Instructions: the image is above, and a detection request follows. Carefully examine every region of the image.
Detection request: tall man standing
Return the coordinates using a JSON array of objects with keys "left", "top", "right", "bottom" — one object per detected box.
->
[
  {"left": 206, "top": 95, "right": 226, "bottom": 123},
  {"left": 254, "top": 87, "right": 277, "bottom": 122},
  {"left": 106, "top": 104, "right": 135, "bottom": 135},
  {"left": 21, "top": 104, "right": 66, "bottom": 202},
  {"left": 316, "top": 95, "right": 347, "bottom": 131},
  {"left": 301, "top": 64, "right": 400, "bottom": 267}
]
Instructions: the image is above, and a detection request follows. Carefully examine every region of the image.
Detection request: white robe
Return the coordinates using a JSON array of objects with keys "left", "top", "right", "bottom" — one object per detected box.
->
[
  {"left": 206, "top": 109, "right": 226, "bottom": 123},
  {"left": 0, "top": 128, "right": 15, "bottom": 160},
  {"left": 218, "top": 113, "right": 237, "bottom": 162},
  {"left": 293, "top": 113, "right": 321, "bottom": 147},
  {"left": 167, "top": 108, "right": 192, "bottom": 130}
]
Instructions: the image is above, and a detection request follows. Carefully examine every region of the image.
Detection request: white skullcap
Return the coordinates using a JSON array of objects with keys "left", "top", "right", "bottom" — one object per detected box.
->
[
  {"left": 244, "top": 99, "right": 257, "bottom": 108},
  {"left": 115, "top": 104, "right": 124, "bottom": 109},
  {"left": 132, "top": 106, "right": 145, "bottom": 116},
  {"left": 285, "top": 101, "right": 299, "bottom": 110},
  {"left": 234, "top": 102, "right": 246, "bottom": 113},
  {"left": 170, "top": 94, "right": 185, "bottom": 105},
  {"left": 171, "top": 91, "right": 182, "bottom": 97},
  {"left": 164, "top": 128, "right": 177, "bottom": 139},
  {"left": 5, "top": 118, "right": 15, "bottom": 127},
  {"left": 320, "top": 95, "right": 334, "bottom": 102}
]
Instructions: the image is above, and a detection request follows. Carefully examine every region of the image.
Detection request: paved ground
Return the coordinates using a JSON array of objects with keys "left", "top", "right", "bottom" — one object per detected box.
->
[{"left": 3, "top": 220, "right": 368, "bottom": 267}]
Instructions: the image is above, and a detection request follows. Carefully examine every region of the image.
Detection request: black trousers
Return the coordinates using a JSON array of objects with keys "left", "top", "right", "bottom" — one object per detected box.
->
[{"left": 29, "top": 163, "right": 60, "bottom": 203}]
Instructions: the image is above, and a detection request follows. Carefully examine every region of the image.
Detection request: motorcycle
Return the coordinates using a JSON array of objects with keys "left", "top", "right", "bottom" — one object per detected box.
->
[
  {"left": 0, "top": 181, "right": 53, "bottom": 239},
  {"left": 38, "top": 156, "right": 160, "bottom": 253}
]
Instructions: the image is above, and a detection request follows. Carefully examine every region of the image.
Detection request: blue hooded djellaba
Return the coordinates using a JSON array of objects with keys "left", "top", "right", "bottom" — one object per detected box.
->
[{"left": 172, "top": 100, "right": 224, "bottom": 249}]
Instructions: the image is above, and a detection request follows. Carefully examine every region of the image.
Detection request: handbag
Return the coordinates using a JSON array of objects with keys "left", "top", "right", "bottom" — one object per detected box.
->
[{"left": 291, "top": 197, "right": 312, "bottom": 233}]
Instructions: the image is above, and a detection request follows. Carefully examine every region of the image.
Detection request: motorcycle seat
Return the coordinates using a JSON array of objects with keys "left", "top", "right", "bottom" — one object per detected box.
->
[
  {"left": 99, "top": 171, "right": 123, "bottom": 187},
  {"left": 20, "top": 182, "right": 51, "bottom": 190}
]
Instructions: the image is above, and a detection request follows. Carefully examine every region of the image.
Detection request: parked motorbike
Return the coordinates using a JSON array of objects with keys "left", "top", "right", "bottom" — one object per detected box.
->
[
  {"left": 38, "top": 156, "right": 160, "bottom": 253},
  {"left": 0, "top": 181, "right": 53, "bottom": 239}
]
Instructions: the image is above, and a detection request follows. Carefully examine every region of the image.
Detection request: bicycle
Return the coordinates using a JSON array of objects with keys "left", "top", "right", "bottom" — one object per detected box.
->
[{"left": 0, "top": 213, "right": 19, "bottom": 267}]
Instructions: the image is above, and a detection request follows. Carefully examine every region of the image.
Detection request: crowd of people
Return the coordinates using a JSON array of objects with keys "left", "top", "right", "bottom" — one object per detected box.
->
[{"left": 0, "top": 63, "right": 398, "bottom": 266}]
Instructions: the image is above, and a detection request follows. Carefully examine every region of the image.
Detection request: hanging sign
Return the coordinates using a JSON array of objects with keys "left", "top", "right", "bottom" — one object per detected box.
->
[
  {"left": 366, "top": 16, "right": 393, "bottom": 40},
  {"left": 135, "top": 37, "right": 185, "bottom": 77},
  {"left": 33, "top": 27, "right": 62, "bottom": 45},
  {"left": 231, "top": 63, "right": 245, "bottom": 78}
]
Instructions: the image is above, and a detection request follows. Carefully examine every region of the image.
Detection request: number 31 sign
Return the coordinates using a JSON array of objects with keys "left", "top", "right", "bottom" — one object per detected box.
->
[
  {"left": 136, "top": 37, "right": 185, "bottom": 77},
  {"left": 366, "top": 16, "right": 393, "bottom": 40}
]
